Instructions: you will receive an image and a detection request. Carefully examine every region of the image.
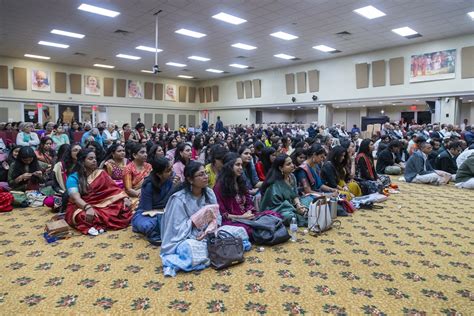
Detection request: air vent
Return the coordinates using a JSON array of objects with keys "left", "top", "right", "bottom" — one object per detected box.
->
[
  {"left": 247, "top": 66, "right": 255, "bottom": 70},
  {"left": 114, "top": 29, "right": 131, "bottom": 35},
  {"left": 182, "top": 69, "right": 190, "bottom": 72},
  {"left": 336, "top": 31, "right": 351, "bottom": 35},
  {"left": 405, "top": 33, "right": 422, "bottom": 39},
  {"left": 74, "top": 52, "right": 86, "bottom": 56},
  {"left": 292, "top": 57, "right": 301, "bottom": 61},
  {"left": 391, "top": 101, "right": 403, "bottom": 104},
  {"left": 328, "top": 50, "right": 342, "bottom": 54},
  {"left": 94, "top": 57, "right": 107, "bottom": 61},
  {"left": 235, "top": 56, "right": 247, "bottom": 59}
]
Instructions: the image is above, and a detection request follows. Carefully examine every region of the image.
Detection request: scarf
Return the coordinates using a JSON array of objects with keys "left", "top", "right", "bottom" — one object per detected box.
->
[{"left": 356, "top": 153, "right": 375, "bottom": 179}]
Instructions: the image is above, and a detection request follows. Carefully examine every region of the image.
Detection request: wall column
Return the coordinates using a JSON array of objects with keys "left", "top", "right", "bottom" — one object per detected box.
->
[
  {"left": 318, "top": 104, "right": 333, "bottom": 128},
  {"left": 438, "top": 97, "right": 460, "bottom": 125}
]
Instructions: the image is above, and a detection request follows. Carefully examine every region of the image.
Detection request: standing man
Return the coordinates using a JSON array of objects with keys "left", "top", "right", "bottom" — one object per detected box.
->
[
  {"left": 216, "top": 116, "right": 224, "bottom": 133},
  {"left": 201, "top": 119, "right": 208, "bottom": 133}
]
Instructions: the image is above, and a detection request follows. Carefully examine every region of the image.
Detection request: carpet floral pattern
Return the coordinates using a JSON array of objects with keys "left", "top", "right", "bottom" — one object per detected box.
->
[{"left": 1, "top": 181, "right": 473, "bottom": 315}]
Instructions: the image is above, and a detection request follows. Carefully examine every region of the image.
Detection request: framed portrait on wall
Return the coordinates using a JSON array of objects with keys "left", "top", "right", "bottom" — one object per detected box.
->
[
  {"left": 58, "top": 104, "right": 79, "bottom": 124},
  {"left": 84, "top": 75, "right": 101, "bottom": 95},
  {"left": 410, "top": 49, "right": 456, "bottom": 83},
  {"left": 128, "top": 80, "right": 143, "bottom": 98},
  {"left": 31, "top": 69, "right": 51, "bottom": 92},
  {"left": 165, "top": 84, "right": 177, "bottom": 101}
]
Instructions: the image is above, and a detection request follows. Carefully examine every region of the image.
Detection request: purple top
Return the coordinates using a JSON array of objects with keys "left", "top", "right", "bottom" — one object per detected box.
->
[{"left": 213, "top": 182, "right": 255, "bottom": 220}]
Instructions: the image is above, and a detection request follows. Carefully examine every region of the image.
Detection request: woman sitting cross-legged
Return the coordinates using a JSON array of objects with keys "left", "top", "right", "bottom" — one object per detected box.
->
[
  {"left": 53, "top": 143, "right": 80, "bottom": 194},
  {"left": 213, "top": 153, "right": 259, "bottom": 236},
  {"left": 294, "top": 144, "right": 338, "bottom": 207},
  {"left": 355, "top": 139, "right": 387, "bottom": 194},
  {"left": 260, "top": 154, "right": 307, "bottom": 226},
  {"left": 132, "top": 157, "right": 176, "bottom": 245},
  {"left": 123, "top": 143, "right": 152, "bottom": 210},
  {"left": 160, "top": 161, "right": 250, "bottom": 277},
  {"left": 102, "top": 144, "right": 128, "bottom": 189},
  {"left": 65, "top": 149, "right": 133, "bottom": 236},
  {"left": 321, "top": 145, "right": 362, "bottom": 201},
  {"left": 255, "top": 146, "right": 276, "bottom": 181}
]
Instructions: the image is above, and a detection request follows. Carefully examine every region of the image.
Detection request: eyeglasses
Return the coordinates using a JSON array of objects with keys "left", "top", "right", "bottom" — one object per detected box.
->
[{"left": 194, "top": 172, "right": 208, "bottom": 178}]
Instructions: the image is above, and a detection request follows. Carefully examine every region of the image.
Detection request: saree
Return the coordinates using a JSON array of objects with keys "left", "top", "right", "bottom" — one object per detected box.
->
[
  {"left": 123, "top": 162, "right": 152, "bottom": 210},
  {"left": 259, "top": 174, "right": 307, "bottom": 226},
  {"left": 65, "top": 169, "right": 131, "bottom": 234}
]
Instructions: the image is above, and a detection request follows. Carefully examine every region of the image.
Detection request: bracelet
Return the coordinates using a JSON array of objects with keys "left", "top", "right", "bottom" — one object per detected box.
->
[{"left": 84, "top": 204, "right": 92, "bottom": 211}]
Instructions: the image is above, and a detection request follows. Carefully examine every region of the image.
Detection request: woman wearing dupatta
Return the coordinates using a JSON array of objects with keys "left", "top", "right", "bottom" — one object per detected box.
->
[
  {"left": 260, "top": 154, "right": 307, "bottom": 226},
  {"left": 53, "top": 143, "right": 80, "bottom": 194},
  {"left": 355, "top": 139, "right": 386, "bottom": 195},
  {"left": 35, "top": 137, "right": 55, "bottom": 174},
  {"left": 102, "top": 144, "right": 128, "bottom": 189},
  {"left": 294, "top": 144, "right": 338, "bottom": 207},
  {"left": 65, "top": 149, "right": 132, "bottom": 235},
  {"left": 123, "top": 143, "right": 152, "bottom": 209}
]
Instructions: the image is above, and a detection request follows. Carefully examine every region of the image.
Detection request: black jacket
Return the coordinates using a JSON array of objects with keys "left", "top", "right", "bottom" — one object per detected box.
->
[
  {"left": 435, "top": 150, "right": 457, "bottom": 174},
  {"left": 376, "top": 148, "right": 399, "bottom": 174}
]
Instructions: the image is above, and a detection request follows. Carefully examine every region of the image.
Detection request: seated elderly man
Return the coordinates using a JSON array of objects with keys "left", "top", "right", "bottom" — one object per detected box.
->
[
  {"left": 455, "top": 153, "right": 474, "bottom": 189},
  {"left": 435, "top": 141, "right": 461, "bottom": 178},
  {"left": 404, "top": 142, "right": 451, "bottom": 185},
  {"left": 81, "top": 126, "right": 104, "bottom": 147},
  {"left": 376, "top": 140, "right": 404, "bottom": 175}
]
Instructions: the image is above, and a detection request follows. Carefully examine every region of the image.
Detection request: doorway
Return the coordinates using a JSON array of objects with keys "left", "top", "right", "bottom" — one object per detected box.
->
[
  {"left": 417, "top": 111, "right": 431, "bottom": 124},
  {"left": 401, "top": 112, "right": 415, "bottom": 128}
]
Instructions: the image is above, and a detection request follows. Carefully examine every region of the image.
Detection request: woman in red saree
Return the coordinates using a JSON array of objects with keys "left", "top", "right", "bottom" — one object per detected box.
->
[
  {"left": 123, "top": 143, "right": 152, "bottom": 210},
  {"left": 66, "top": 149, "right": 132, "bottom": 235}
]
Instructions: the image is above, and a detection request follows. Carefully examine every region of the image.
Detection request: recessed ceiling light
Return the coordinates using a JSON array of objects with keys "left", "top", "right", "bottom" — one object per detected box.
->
[
  {"left": 353, "top": 5, "right": 386, "bottom": 19},
  {"left": 93, "top": 63, "right": 114, "bottom": 69},
  {"left": 51, "top": 29, "right": 85, "bottom": 39},
  {"left": 459, "top": 97, "right": 463, "bottom": 100},
  {"left": 378, "top": 101, "right": 382, "bottom": 104},
  {"left": 78, "top": 3, "right": 120, "bottom": 17},
  {"left": 178, "top": 75, "right": 194, "bottom": 79},
  {"left": 270, "top": 31, "right": 298, "bottom": 40},
  {"left": 313, "top": 45, "right": 336, "bottom": 52},
  {"left": 135, "top": 45, "right": 163, "bottom": 53},
  {"left": 229, "top": 63, "right": 249, "bottom": 69},
  {"left": 206, "top": 68, "right": 224, "bottom": 73},
  {"left": 38, "top": 41, "right": 69, "bottom": 48},
  {"left": 141, "top": 70, "right": 154, "bottom": 73},
  {"left": 24, "top": 54, "right": 50, "bottom": 60},
  {"left": 416, "top": 99, "right": 419, "bottom": 102},
  {"left": 274, "top": 53, "right": 295, "bottom": 60},
  {"left": 468, "top": 100, "right": 473, "bottom": 102},
  {"left": 468, "top": 11, "right": 474, "bottom": 19},
  {"left": 166, "top": 62, "right": 187, "bottom": 67},
  {"left": 212, "top": 12, "right": 247, "bottom": 25},
  {"left": 188, "top": 55, "right": 210, "bottom": 61},
  {"left": 231, "top": 43, "right": 257, "bottom": 50},
  {"left": 392, "top": 27, "right": 418, "bottom": 37},
  {"left": 175, "top": 28, "right": 206, "bottom": 38},
  {"left": 116, "top": 54, "right": 141, "bottom": 60}
]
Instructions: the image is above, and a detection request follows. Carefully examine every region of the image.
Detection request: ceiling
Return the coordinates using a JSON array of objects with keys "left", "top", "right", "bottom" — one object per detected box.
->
[{"left": 1, "top": 0, "right": 473, "bottom": 80}]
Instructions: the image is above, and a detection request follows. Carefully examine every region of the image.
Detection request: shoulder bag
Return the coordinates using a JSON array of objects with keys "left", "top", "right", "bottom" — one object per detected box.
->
[{"left": 207, "top": 230, "right": 244, "bottom": 270}]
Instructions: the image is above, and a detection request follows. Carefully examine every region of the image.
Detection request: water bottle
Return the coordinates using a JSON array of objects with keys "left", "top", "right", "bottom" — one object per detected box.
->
[{"left": 290, "top": 217, "right": 298, "bottom": 242}]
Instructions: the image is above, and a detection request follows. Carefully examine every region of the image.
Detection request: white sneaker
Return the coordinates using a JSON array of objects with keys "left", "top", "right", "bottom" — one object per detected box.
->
[{"left": 88, "top": 227, "right": 99, "bottom": 236}]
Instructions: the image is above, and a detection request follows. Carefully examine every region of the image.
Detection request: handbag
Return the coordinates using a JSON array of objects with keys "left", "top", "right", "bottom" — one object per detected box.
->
[
  {"left": 308, "top": 197, "right": 333, "bottom": 234},
  {"left": 207, "top": 230, "right": 244, "bottom": 270},
  {"left": 234, "top": 214, "right": 290, "bottom": 246}
]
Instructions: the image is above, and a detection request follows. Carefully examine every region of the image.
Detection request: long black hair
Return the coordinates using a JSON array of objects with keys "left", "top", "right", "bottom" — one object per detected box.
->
[
  {"left": 216, "top": 152, "right": 248, "bottom": 197},
  {"left": 326, "top": 145, "right": 348, "bottom": 181},
  {"left": 192, "top": 134, "right": 204, "bottom": 151},
  {"left": 174, "top": 142, "right": 191, "bottom": 165},
  {"left": 171, "top": 161, "right": 211, "bottom": 202},
  {"left": 73, "top": 148, "right": 95, "bottom": 195},
  {"left": 62, "top": 143, "right": 81, "bottom": 174},
  {"left": 7, "top": 145, "right": 22, "bottom": 164},
  {"left": 149, "top": 157, "right": 172, "bottom": 192},
  {"left": 85, "top": 140, "right": 105, "bottom": 164},
  {"left": 38, "top": 136, "right": 55, "bottom": 157},
  {"left": 290, "top": 147, "right": 306, "bottom": 167},
  {"left": 358, "top": 139, "right": 373, "bottom": 158},
  {"left": 260, "top": 146, "right": 276, "bottom": 175},
  {"left": 260, "top": 154, "right": 288, "bottom": 194},
  {"left": 147, "top": 144, "right": 164, "bottom": 163},
  {"left": 238, "top": 145, "right": 253, "bottom": 178},
  {"left": 129, "top": 143, "right": 146, "bottom": 161},
  {"left": 11, "top": 146, "right": 41, "bottom": 183},
  {"left": 103, "top": 143, "right": 124, "bottom": 163}
]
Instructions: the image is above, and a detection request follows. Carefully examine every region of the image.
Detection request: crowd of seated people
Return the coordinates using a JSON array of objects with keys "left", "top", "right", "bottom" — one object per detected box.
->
[{"left": 0, "top": 117, "right": 473, "bottom": 276}]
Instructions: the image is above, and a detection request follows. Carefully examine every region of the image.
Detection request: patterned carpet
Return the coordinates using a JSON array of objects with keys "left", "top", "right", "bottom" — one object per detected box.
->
[{"left": 1, "top": 180, "right": 473, "bottom": 315}]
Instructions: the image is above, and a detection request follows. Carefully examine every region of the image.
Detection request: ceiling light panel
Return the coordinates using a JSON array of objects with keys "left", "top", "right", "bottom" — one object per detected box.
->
[
  {"left": 392, "top": 27, "right": 418, "bottom": 37},
  {"left": 24, "top": 54, "right": 50, "bottom": 60},
  {"left": 229, "top": 63, "right": 249, "bottom": 69},
  {"left": 93, "top": 64, "right": 114, "bottom": 68},
  {"left": 38, "top": 41, "right": 69, "bottom": 48},
  {"left": 468, "top": 11, "right": 474, "bottom": 19},
  {"left": 231, "top": 43, "right": 257, "bottom": 50},
  {"left": 274, "top": 53, "right": 295, "bottom": 60},
  {"left": 175, "top": 28, "right": 206, "bottom": 38},
  {"left": 51, "top": 29, "right": 85, "bottom": 38},
  {"left": 212, "top": 12, "right": 247, "bottom": 25},
  {"left": 116, "top": 54, "right": 141, "bottom": 60},
  {"left": 166, "top": 62, "right": 187, "bottom": 67},
  {"left": 270, "top": 31, "right": 298, "bottom": 40},
  {"left": 313, "top": 45, "right": 336, "bottom": 52},
  {"left": 135, "top": 46, "right": 163, "bottom": 53},
  {"left": 206, "top": 68, "right": 224, "bottom": 73},
  {"left": 77, "top": 3, "right": 120, "bottom": 17},
  {"left": 188, "top": 55, "right": 210, "bottom": 61},
  {"left": 178, "top": 75, "right": 194, "bottom": 79},
  {"left": 141, "top": 70, "right": 154, "bottom": 73},
  {"left": 353, "top": 5, "right": 386, "bottom": 19}
]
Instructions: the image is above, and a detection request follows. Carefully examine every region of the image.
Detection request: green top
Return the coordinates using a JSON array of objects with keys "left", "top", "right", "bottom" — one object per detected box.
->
[{"left": 455, "top": 154, "right": 474, "bottom": 183}]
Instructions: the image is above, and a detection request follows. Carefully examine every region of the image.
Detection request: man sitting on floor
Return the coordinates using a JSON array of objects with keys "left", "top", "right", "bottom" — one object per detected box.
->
[
  {"left": 435, "top": 141, "right": 461, "bottom": 179},
  {"left": 376, "top": 140, "right": 404, "bottom": 175},
  {"left": 455, "top": 153, "right": 474, "bottom": 189},
  {"left": 404, "top": 142, "right": 451, "bottom": 185}
]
